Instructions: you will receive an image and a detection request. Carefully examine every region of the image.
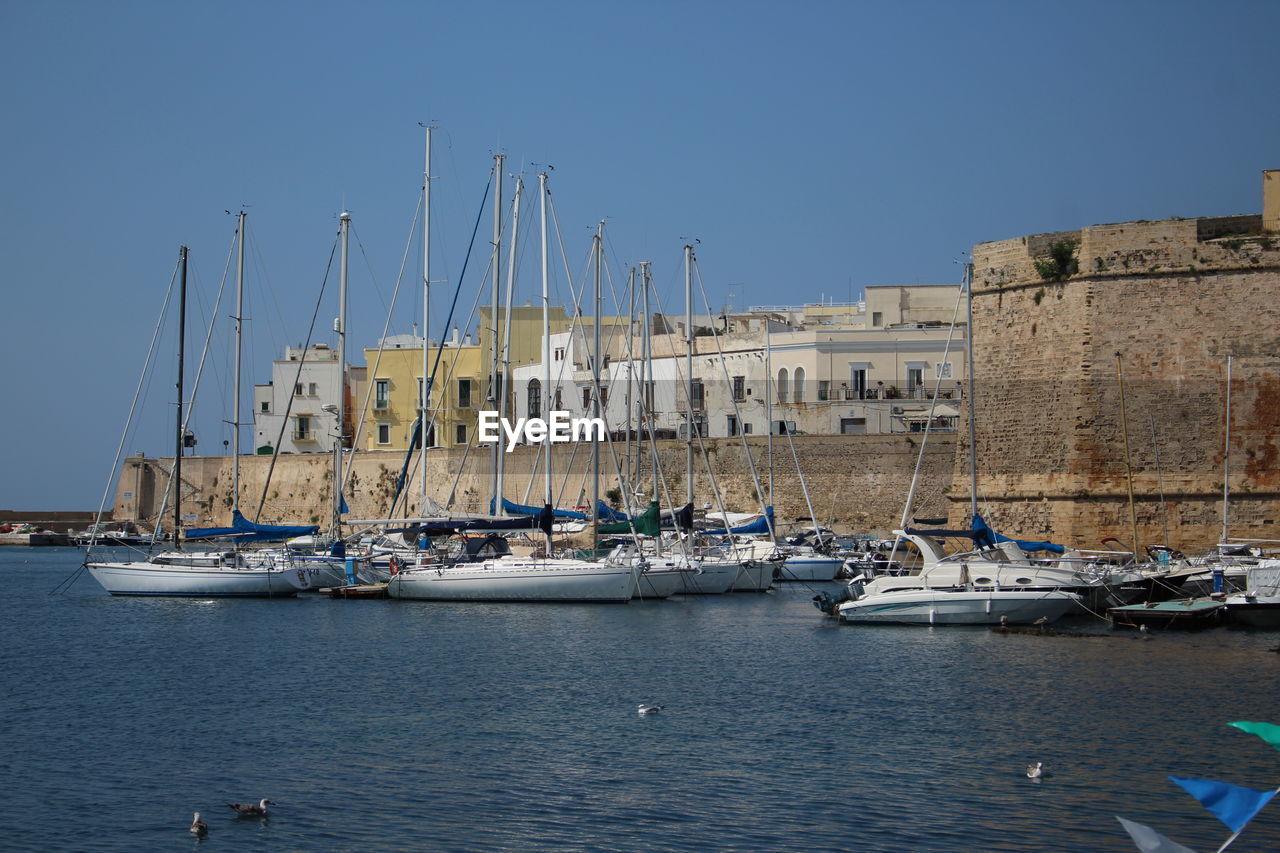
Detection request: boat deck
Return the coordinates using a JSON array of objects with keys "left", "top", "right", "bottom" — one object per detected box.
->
[{"left": 1108, "top": 599, "right": 1225, "bottom": 630}]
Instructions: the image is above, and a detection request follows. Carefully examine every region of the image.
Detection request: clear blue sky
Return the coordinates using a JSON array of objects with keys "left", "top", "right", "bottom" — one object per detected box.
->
[{"left": 2, "top": 0, "right": 1277, "bottom": 511}]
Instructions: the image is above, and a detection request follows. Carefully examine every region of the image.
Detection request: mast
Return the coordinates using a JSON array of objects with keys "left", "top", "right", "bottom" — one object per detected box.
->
[
  {"left": 965, "top": 262, "right": 978, "bottom": 518},
  {"left": 1221, "top": 354, "right": 1233, "bottom": 543},
  {"left": 420, "top": 124, "right": 434, "bottom": 503},
  {"left": 625, "top": 267, "right": 637, "bottom": 502},
  {"left": 496, "top": 177, "right": 522, "bottom": 516},
  {"left": 684, "top": 244, "right": 695, "bottom": 512},
  {"left": 765, "top": 318, "right": 774, "bottom": 513},
  {"left": 591, "top": 222, "right": 604, "bottom": 547},
  {"left": 539, "top": 171, "right": 553, "bottom": 556},
  {"left": 232, "top": 212, "right": 245, "bottom": 513},
  {"left": 174, "top": 246, "right": 188, "bottom": 549},
  {"left": 488, "top": 153, "right": 505, "bottom": 514},
  {"left": 640, "top": 260, "right": 661, "bottom": 557},
  {"left": 333, "top": 210, "right": 351, "bottom": 538}
]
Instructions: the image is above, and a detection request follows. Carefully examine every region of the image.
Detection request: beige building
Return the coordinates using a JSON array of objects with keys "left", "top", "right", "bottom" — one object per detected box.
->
[{"left": 359, "top": 333, "right": 485, "bottom": 452}]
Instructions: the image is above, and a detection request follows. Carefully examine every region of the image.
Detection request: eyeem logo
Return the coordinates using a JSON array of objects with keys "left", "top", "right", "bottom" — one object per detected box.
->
[{"left": 478, "top": 410, "right": 606, "bottom": 452}]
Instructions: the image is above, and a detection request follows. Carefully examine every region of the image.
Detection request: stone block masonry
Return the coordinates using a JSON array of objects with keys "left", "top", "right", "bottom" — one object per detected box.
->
[
  {"left": 966, "top": 213, "right": 1280, "bottom": 551},
  {"left": 113, "top": 433, "right": 956, "bottom": 538}
]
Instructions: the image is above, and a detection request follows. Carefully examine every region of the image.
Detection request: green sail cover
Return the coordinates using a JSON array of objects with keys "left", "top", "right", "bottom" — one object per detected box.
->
[{"left": 599, "top": 501, "right": 661, "bottom": 536}]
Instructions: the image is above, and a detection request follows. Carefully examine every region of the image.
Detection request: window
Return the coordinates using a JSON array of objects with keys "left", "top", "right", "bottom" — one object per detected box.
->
[
  {"left": 308, "top": 382, "right": 317, "bottom": 396},
  {"left": 377, "top": 423, "right": 391, "bottom": 445},
  {"left": 294, "top": 415, "right": 311, "bottom": 441},
  {"left": 906, "top": 363, "right": 925, "bottom": 397},
  {"left": 793, "top": 367, "right": 805, "bottom": 403},
  {"left": 871, "top": 311, "right": 883, "bottom": 327},
  {"left": 743, "top": 422, "right": 753, "bottom": 435},
  {"left": 527, "top": 379, "right": 542, "bottom": 419},
  {"left": 457, "top": 379, "right": 472, "bottom": 408},
  {"left": 554, "top": 347, "right": 565, "bottom": 361},
  {"left": 817, "top": 380, "right": 829, "bottom": 401},
  {"left": 599, "top": 386, "right": 608, "bottom": 410},
  {"left": 850, "top": 366, "right": 869, "bottom": 400},
  {"left": 689, "top": 380, "right": 704, "bottom": 411},
  {"left": 732, "top": 375, "right": 745, "bottom": 402},
  {"left": 455, "top": 423, "right": 467, "bottom": 445},
  {"left": 583, "top": 387, "right": 592, "bottom": 410},
  {"left": 840, "top": 417, "right": 867, "bottom": 435},
  {"left": 260, "top": 401, "right": 270, "bottom": 413},
  {"left": 727, "top": 415, "right": 739, "bottom": 437},
  {"left": 776, "top": 368, "right": 789, "bottom": 403},
  {"left": 554, "top": 388, "right": 563, "bottom": 410},
  {"left": 417, "top": 377, "right": 426, "bottom": 408},
  {"left": 294, "top": 383, "right": 304, "bottom": 397},
  {"left": 374, "top": 379, "right": 390, "bottom": 410},
  {"left": 643, "top": 381, "right": 654, "bottom": 413}
]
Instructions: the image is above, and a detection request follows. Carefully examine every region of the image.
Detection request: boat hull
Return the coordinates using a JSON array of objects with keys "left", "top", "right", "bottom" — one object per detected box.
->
[
  {"left": 386, "top": 558, "right": 635, "bottom": 602},
  {"left": 730, "top": 560, "right": 774, "bottom": 592},
  {"left": 85, "top": 561, "right": 306, "bottom": 597},
  {"left": 836, "top": 589, "right": 1082, "bottom": 626},
  {"left": 777, "top": 554, "right": 842, "bottom": 582}
]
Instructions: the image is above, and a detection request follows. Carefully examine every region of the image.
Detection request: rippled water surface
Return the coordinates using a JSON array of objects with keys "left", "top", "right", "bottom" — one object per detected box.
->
[{"left": 1, "top": 547, "right": 1277, "bottom": 852}]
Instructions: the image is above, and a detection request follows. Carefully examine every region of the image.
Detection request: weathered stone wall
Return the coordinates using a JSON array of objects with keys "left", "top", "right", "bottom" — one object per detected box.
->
[
  {"left": 114, "top": 433, "right": 955, "bottom": 537},
  {"left": 964, "top": 215, "right": 1280, "bottom": 550}
]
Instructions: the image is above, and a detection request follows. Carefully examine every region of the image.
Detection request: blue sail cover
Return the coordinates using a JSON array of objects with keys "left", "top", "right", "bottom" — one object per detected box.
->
[
  {"left": 185, "top": 510, "right": 319, "bottom": 543},
  {"left": 970, "top": 513, "right": 1065, "bottom": 554},
  {"left": 500, "top": 497, "right": 587, "bottom": 520},
  {"left": 702, "top": 506, "right": 775, "bottom": 535}
]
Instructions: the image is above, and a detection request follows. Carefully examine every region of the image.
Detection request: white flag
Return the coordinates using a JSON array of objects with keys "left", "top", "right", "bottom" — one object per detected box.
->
[{"left": 1116, "top": 816, "right": 1199, "bottom": 853}]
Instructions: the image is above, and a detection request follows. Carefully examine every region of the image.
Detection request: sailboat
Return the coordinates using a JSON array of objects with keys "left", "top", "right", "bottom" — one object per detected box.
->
[
  {"left": 386, "top": 168, "right": 636, "bottom": 602},
  {"left": 85, "top": 239, "right": 310, "bottom": 597}
]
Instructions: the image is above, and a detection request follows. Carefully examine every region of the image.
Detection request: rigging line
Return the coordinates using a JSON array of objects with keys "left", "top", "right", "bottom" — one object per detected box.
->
[
  {"left": 351, "top": 222, "right": 393, "bottom": 319},
  {"left": 887, "top": 277, "right": 966, "bottom": 567},
  {"left": 247, "top": 224, "right": 289, "bottom": 385},
  {"left": 66, "top": 254, "right": 184, "bottom": 589},
  {"left": 252, "top": 232, "right": 340, "bottom": 520},
  {"left": 181, "top": 224, "right": 237, "bottom": 459},
  {"left": 690, "top": 256, "right": 775, "bottom": 541},
  {"left": 345, "top": 199, "right": 421, "bottom": 517},
  {"left": 397, "top": 171, "right": 492, "bottom": 514}
]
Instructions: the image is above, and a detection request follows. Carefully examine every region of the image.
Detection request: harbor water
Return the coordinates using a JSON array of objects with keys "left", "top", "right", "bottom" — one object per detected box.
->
[{"left": 2, "top": 547, "right": 1277, "bottom": 852}]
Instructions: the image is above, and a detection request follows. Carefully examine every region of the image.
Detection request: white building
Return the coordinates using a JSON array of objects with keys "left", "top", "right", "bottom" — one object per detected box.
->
[{"left": 252, "top": 344, "right": 350, "bottom": 455}]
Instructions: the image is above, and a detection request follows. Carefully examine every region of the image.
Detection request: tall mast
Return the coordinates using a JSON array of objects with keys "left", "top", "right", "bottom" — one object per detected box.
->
[
  {"left": 641, "top": 261, "right": 657, "bottom": 503},
  {"left": 1221, "top": 354, "right": 1233, "bottom": 543},
  {"left": 232, "top": 211, "right": 245, "bottom": 514},
  {"left": 496, "top": 177, "right": 522, "bottom": 516},
  {"left": 174, "top": 246, "right": 188, "bottom": 549},
  {"left": 539, "top": 171, "right": 553, "bottom": 556},
  {"left": 625, "top": 267, "right": 638, "bottom": 500},
  {"left": 334, "top": 210, "right": 350, "bottom": 537},
  {"left": 591, "top": 222, "right": 603, "bottom": 547},
  {"left": 488, "top": 153, "right": 505, "bottom": 513},
  {"left": 965, "top": 262, "right": 978, "bottom": 518},
  {"left": 765, "top": 318, "right": 774, "bottom": 511},
  {"left": 420, "top": 124, "right": 434, "bottom": 503},
  {"left": 684, "top": 244, "right": 695, "bottom": 511}
]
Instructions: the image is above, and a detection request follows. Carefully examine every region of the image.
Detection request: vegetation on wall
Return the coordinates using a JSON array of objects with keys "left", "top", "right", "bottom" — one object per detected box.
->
[{"left": 1034, "top": 239, "right": 1079, "bottom": 282}]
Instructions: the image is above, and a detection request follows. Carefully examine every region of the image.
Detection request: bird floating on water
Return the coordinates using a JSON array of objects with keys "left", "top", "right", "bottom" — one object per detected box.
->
[
  {"left": 637, "top": 704, "right": 665, "bottom": 715},
  {"left": 1032, "top": 616, "right": 1049, "bottom": 626},
  {"left": 189, "top": 812, "right": 208, "bottom": 836},
  {"left": 1026, "top": 762, "right": 1045, "bottom": 779},
  {"left": 227, "top": 798, "right": 275, "bottom": 817},
  {"left": 1139, "top": 624, "right": 1152, "bottom": 639}
]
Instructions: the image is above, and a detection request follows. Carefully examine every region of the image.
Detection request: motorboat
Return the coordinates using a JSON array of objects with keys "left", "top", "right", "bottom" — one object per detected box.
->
[
  {"left": 1224, "top": 560, "right": 1280, "bottom": 628},
  {"left": 830, "top": 586, "right": 1083, "bottom": 626}
]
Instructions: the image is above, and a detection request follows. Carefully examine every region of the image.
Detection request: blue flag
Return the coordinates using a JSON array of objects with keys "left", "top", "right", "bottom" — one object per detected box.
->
[{"left": 1169, "top": 776, "right": 1278, "bottom": 833}]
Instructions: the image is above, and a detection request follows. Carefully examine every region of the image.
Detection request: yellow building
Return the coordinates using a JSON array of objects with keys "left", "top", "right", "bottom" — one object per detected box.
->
[{"left": 359, "top": 335, "right": 485, "bottom": 451}]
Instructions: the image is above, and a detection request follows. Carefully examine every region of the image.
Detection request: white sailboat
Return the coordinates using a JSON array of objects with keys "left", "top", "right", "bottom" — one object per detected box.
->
[
  {"left": 86, "top": 237, "right": 309, "bottom": 597},
  {"left": 387, "top": 167, "right": 636, "bottom": 603}
]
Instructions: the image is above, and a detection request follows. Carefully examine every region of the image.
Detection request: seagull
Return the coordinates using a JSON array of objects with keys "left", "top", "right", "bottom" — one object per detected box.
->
[
  {"left": 637, "top": 704, "right": 665, "bottom": 715},
  {"left": 1139, "top": 624, "right": 1151, "bottom": 639},
  {"left": 999, "top": 615, "right": 1009, "bottom": 627},
  {"left": 226, "top": 798, "right": 275, "bottom": 817},
  {"left": 1032, "top": 616, "right": 1049, "bottom": 625},
  {"left": 1026, "top": 762, "right": 1045, "bottom": 779},
  {"left": 189, "top": 812, "right": 208, "bottom": 836}
]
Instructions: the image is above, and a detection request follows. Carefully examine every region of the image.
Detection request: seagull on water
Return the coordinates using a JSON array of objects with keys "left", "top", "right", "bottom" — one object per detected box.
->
[
  {"left": 1026, "top": 762, "right": 1045, "bottom": 779},
  {"left": 227, "top": 798, "right": 275, "bottom": 817},
  {"left": 637, "top": 704, "right": 665, "bottom": 715},
  {"left": 1032, "top": 616, "right": 1048, "bottom": 626},
  {"left": 189, "top": 812, "right": 208, "bottom": 836},
  {"left": 1139, "top": 624, "right": 1152, "bottom": 639}
]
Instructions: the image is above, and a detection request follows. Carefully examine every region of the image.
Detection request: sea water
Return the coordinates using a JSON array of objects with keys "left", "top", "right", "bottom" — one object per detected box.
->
[{"left": 1, "top": 547, "right": 1277, "bottom": 852}]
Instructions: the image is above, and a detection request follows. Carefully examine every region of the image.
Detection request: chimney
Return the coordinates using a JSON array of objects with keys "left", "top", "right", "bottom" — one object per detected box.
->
[{"left": 1265, "top": 169, "right": 1280, "bottom": 234}]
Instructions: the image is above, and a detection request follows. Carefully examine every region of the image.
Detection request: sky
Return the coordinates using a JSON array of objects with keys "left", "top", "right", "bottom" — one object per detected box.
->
[{"left": 2, "top": 0, "right": 1277, "bottom": 511}]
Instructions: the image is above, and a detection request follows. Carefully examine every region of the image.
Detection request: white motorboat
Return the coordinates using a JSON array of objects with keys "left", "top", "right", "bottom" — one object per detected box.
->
[
  {"left": 833, "top": 586, "right": 1083, "bottom": 626},
  {"left": 1224, "top": 560, "right": 1280, "bottom": 628},
  {"left": 386, "top": 555, "right": 637, "bottom": 602},
  {"left": 86, "top": 551, "right": 309, "bottom": 597}
]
